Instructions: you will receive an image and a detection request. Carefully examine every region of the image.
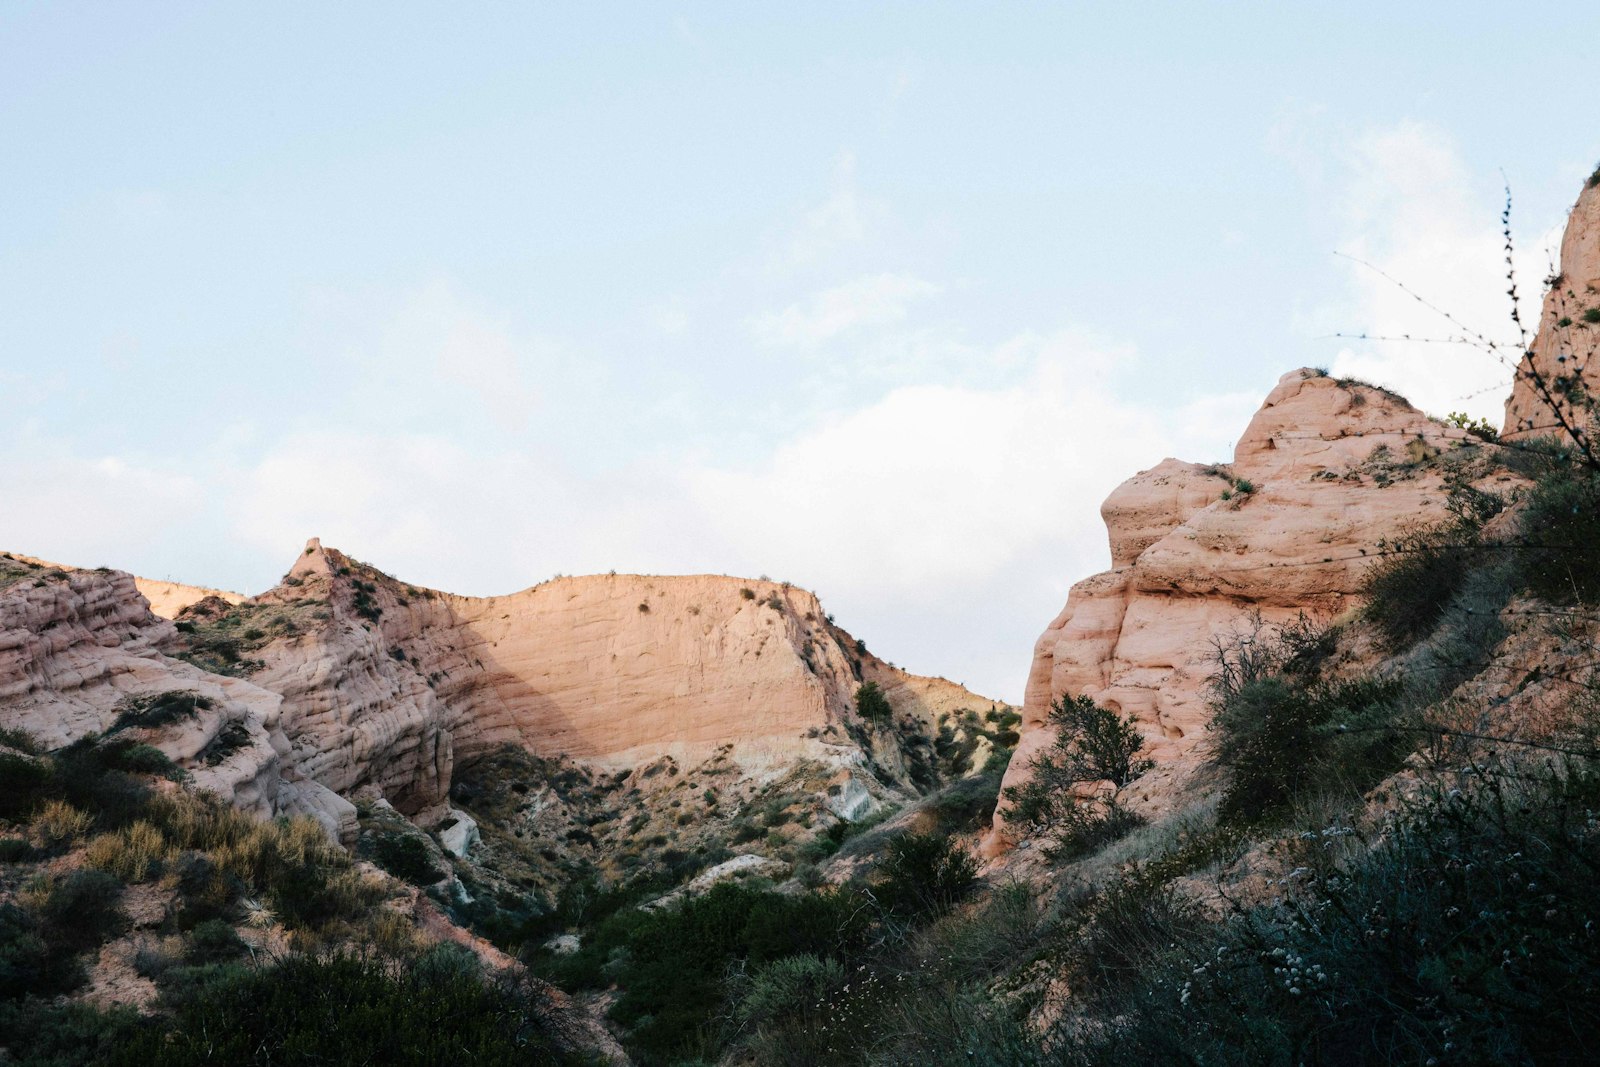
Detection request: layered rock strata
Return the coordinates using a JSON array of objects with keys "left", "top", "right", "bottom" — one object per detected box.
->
[{"left": 1, "top": 543, "right": 998, "bottom": 832}]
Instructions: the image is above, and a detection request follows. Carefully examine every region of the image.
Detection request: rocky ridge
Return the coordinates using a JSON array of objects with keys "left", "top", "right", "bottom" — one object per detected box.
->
[{"left": 1, "top": 543, "right": 999, "bottom": 838}]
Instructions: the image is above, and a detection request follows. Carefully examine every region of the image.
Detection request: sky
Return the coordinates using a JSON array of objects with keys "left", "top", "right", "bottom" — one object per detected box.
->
[{"left": 3, "top": 4, "right": 1598, "bottom": 702}]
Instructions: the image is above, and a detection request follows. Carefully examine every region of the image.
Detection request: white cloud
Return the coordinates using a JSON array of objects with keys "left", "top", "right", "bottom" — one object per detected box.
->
[
  {"left": 0, "top": 445, "right": 204, "bottom": 571},
  {"left": 750, "top": 273, "right": 940, "bottom": 348},
  {"left": 1316, "top": 122, "right": 1564, "bottom": 423},
  {"left": 206, "top": 326, "right": 1255, "bottom": 701},
  {"left": 787, "top": 151, "right": 867, "bottom": 264}
]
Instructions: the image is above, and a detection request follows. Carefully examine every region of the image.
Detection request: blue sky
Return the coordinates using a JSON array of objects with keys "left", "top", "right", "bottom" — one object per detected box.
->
[{"left": 3, "top": 4, "right": 1598, "bottom": 701}]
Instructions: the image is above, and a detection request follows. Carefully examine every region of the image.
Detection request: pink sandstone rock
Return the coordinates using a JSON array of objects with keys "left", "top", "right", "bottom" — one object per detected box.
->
[
  {"left": 1503, "top": 178, "right": 1600, "bottom": 442},
  {"left": 1, "top": 541, "right": 1001, "bottom": 833},
  {"left": 989, "top": 369, "right": 1503, "bottom": 853}
]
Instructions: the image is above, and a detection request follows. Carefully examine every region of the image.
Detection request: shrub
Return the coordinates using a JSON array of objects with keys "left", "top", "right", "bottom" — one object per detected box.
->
[
  {"left": 182, "top": 919, "right": 248, "bottom": 965},
  {"left": 51, "top": 738, "right": 155, "bottom": 828},
  {"left": 1053, "top": 766, "right": 1600, "bottom": 1065},
  {"left": 1209, "top": 676, "right": 1405, "bottom": 824},
  {"left": 566, "top": 882, "right": 869, "bottom": 1063},
  {"left": 0, "top": 726, "right": 40, "bottom": 754},
  {"left": 0, "top": 1001, "right": 142, "bottom": 1065},
  {"left": 29, "top": 799, "right": 92, "bottom": 850},
  {"left": 0, "top": 753, "right": 51, "bottom": 817},
  {"left": 0, "top": 904, "right": 85, "bottom": 1000},
  {"left": 873, "top": 832, "right": 977, "bottom": 920},
  {"left": 108, "top": 742, "right": 180, "bottom": 776},
  {"left": 1048, "top": 694, "right": 1152, "bottom": 786},
  {"left": 106, "top": 953, "right": 588, "bottom": 1065},
  {"left": 1517, "top": 467, "right": 1600, "bottom": 604},
  {"left": 731, "top": 953, "right": 844, "bottom": 1028},
  {"left": 109, "top": 690, "right": 213, "bottom": 733},
  {"left": 855, "top": 681, "right": 892, "bottom": 721},
  {"left": 371, "top": 832, "right": 443, "bottom": 886},
  {"left": 1001, "top": 695, "right": 1151, "bottom": 860},
  {"left": 199, "top": 719, "right": 252, "bottom": 765},
  {"left": 84, "top": 820, "right": 169, "bottom": 882},
  {"left": 40, "top": 870, "right": 126, "bottom": 952},
  {"left": 1362, "top": 520, "right": 1482, "bottom": 649}
]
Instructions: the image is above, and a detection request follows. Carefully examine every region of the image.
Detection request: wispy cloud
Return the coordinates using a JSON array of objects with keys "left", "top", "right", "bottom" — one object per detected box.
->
[
  {"left": 1310, "top": 121, "right": 1565, "bottom": 423},
  {"left": 750, "top": 273, "right": 940, "bottom": 348}
]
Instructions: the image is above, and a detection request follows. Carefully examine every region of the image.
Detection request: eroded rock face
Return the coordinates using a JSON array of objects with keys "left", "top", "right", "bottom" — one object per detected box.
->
[
  {"left": 991, "top": 370, "right": 1505, "bottom": 850},
  {"left": 1503, "top": 179, "right": 1600, "bottom": 442},
  {"left": 1, "top": 541, "right": 999, "bottom": 831},
  {"left": 0, "top": 559, "right": 288, "bottom": 815}
]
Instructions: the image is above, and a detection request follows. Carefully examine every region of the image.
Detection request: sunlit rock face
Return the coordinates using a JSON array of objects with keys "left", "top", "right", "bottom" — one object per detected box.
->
[
  {"left": 989, "top": 368, "right": 1499, "bottom": 852},
  {"left": 1503, "top": 179, "right": 1600, "bottom": 444},
  {"left": 1, "top": 541, "right": 999, "bottom": 828}
]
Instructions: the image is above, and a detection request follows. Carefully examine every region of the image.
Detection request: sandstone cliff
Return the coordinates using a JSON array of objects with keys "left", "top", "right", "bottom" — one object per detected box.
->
[
  {"left": 1503, "top": 177, "right": 1600, "bottom": 442},
  {"left": 0, "top": 543, "right": 999, "bottom": 834},
  {"left": 990, "top": 369, "right": 1520, "bottom": 849}
]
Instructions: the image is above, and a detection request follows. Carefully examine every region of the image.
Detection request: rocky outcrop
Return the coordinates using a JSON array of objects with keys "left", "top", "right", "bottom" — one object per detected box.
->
[
  {"left": 1, "top": 540, "right": 1000, "bottom": 831},
  {"left": 991, "top": 370, "right": 1513, "bottom": 849},
  {"left": 1503, "top": 178, "right": 1600, "bottom": 442},
  {"left": 0, "top": 558, "right": 290, "bottom": 816}
]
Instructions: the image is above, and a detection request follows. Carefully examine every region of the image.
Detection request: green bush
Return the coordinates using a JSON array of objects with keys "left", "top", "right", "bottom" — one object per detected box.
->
[
  {"left": 730, "top": 953, "right": 843, "bottom": 1029},
  {"left": 1210, "top": 676, "right": 1405, "bottom": 824},
  {"left": 1001, "top": 695, "right": 1151, "bottom": 860},
  {"left": 1517, "top": 467, "right": 1600, "bottom": 604},
  {"left": 109, "top": 690, "right": 213, "bottom": 734},
  {"left": 185, "top": 919, "right": 248, "bottom": 965},
  {"left": 548, "top": 882, "right": 869, "bottom": 1064},
  {"left": 1362, "top": 520, "right": 1482, "bottom": 649},
  {"left": 0, "top": 904, "right": 85, "bottom": 1001},
  {"left": 855, "top": 680, "right": 892, "bottom": 721},
  {"left": 0, "top": 753, "right": 51, "bottom": 816},
  {"left": 110, "top": 953, "right": 587, "bottom": 1066},
  {"left": 371, "top": 832, "right": 443, "bottom": 886},
  {"left": 1053, "top": 766, "right": 1600, "bottom": 1065},
  {"left": 0, "top": 1000, "right": 143, "bottom": 1066},
  {"left": 50, "top": 738, "right": 155, "bottom": 828},
  {"left": 199, "top": 719, "right": 252, "bottom": 766},
  {"left": 873, "top": 832, "right": 977, "bottom": 920},
  {"left": 40, "top": 870, "right": 126, "bottom": 953}
]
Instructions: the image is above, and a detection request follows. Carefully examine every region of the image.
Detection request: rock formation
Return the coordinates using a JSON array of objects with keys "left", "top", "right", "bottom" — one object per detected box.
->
[
  {"left": 1503, "top": 177, "right": 1600, "bottom": 442},
  {"left": 0, "top": 542, "right": 999, "bottom": 834},
  {"left": 991, "top": 369, "right": 1520, "bottom": 848},
  {"left": 132, "top": 577, "right": 244, "bottom": 619}
]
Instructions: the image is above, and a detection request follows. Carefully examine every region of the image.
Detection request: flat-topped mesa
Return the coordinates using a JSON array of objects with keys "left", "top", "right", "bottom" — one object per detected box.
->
[
  {"left": 1503, "top": 177, "right": 1600, "bottom": 442},
  {"left": 990, "top": 369, "right": 1505, "bottom": 853}
]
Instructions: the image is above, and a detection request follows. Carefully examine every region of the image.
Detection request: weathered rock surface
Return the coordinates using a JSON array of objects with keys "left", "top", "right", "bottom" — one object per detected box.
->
[
  {"left": 1, "top": 541, "right": 1000, "bottom": 832},
  {"left": 1504, "top": 178, "right": 1600, "bottom": 442},
  {"left": 0, "top": 559, "right": 290, "bottom": 815},
  {"left": 990, "top": 370, "right": 1510, "bottom": 850}
]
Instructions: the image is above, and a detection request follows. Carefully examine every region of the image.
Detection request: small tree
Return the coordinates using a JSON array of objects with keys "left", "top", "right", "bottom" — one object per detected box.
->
[
  {"left": 873, "top": 832, "right": 977, "bottom": 920},
  {"left": 1001, "top": 695, "right": 1152, "bottom": 861},
  {"left": 855, "top": 681, "right": 892, "bottom": 722}
]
